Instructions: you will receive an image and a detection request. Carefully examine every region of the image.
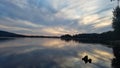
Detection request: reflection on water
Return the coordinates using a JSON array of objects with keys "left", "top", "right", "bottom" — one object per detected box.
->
[
  {"left": 112, "top": 47, "right": 120, "bottom": 68},
  {"left": 0, "top": 38, "right": 114, "bottom": 68}
]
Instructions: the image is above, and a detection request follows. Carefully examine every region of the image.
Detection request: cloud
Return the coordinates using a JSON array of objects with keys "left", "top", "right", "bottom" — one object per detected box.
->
[
  {"left": 94, "top": 20, "right": 112, "bottom": 29},
  {"left": 0, "top": 0, "right": 115, "bottom": 35},
  {"left": 0, "top": 17, "right": 43, "bottom": 28},
  {"left": 41, "top": 26, "right": 79, "bottom": 35},
  {"left": 81, "top": 14, "right": 100, "bottom": 25}
]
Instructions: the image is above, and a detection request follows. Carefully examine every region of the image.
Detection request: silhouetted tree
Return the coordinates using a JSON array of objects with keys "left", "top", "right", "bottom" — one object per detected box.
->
[
  {"left": 112, "top": 47, "right": 120, "bottom": 68},
  {"left": 112, "top": 6, "right": 120, "bottom": 34}
]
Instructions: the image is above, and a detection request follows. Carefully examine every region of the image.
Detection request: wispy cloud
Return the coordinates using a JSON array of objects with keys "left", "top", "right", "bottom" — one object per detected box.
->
[{"left": 0, "top": 0, "right": 115, "bottom": 35}]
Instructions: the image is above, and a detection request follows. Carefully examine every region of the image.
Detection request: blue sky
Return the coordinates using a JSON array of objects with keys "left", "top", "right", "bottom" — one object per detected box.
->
[{"left": 0, "top": 0, "right": 116, "bottom": 36}]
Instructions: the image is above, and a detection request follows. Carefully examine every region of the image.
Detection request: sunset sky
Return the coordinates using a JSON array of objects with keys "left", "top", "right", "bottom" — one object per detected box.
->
[{"left": 0, "top": 0, "right": 116, "bottom": 36}]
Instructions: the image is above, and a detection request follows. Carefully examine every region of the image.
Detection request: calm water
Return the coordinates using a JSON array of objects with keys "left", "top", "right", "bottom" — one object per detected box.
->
[{"left": 0, "top": 38, "right": 115, "bottom": 68}]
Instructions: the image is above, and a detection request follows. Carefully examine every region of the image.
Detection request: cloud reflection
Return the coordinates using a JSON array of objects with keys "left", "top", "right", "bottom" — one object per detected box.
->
[{"left": 0, "top": 38, "right": 114, "bottom": 68}]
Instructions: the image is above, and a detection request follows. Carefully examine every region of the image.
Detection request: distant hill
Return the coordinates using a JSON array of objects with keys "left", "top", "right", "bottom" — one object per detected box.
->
[
  {"left": 0, "top": 30, "right": 24, "bottom": 37},
  {"left": 0, "top": 30, "right": 59, "bottom": 38}
]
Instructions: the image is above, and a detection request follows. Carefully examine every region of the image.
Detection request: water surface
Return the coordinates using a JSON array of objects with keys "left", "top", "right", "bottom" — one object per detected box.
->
[{"left": 0, "top": 38, "right": 114, "bottom": 68}]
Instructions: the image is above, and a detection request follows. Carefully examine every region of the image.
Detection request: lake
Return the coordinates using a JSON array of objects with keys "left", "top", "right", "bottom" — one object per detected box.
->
[{"left": 0, "top": 38, "right": 116, "bottom": 68}]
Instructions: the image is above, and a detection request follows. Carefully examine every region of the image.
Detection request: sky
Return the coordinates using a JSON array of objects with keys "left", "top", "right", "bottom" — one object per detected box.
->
[{"left": 0, "top": 0, "right": 117, "bottom": 36}]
